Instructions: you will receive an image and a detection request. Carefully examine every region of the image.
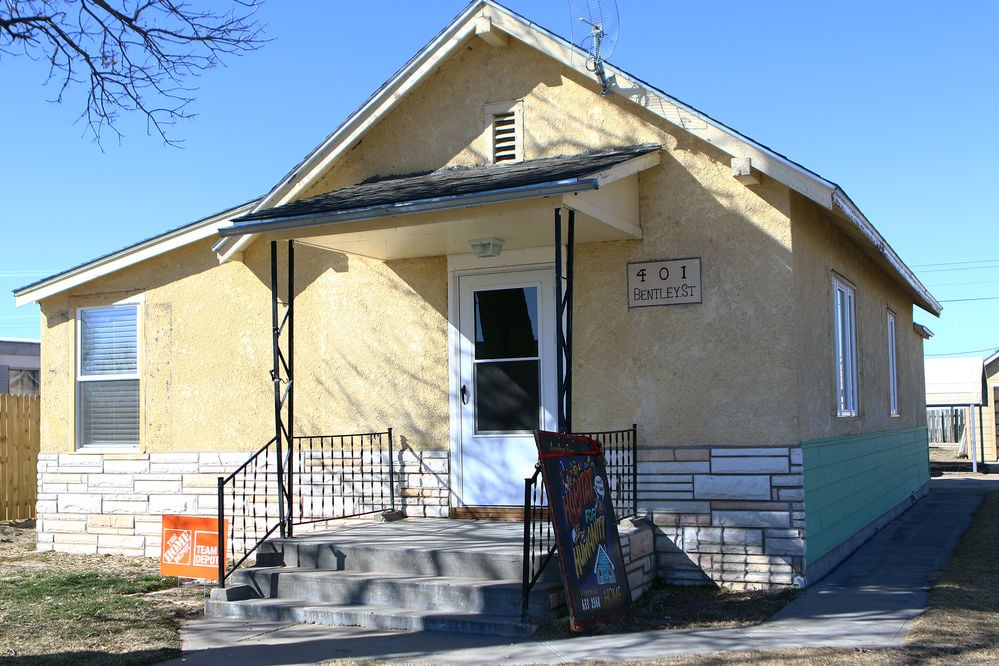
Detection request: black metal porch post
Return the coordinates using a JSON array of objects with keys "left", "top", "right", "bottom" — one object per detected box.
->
[
  {"left": 270, "top": 240, "right": 296, "bottom": 538},
  {"left": 270, "top": 241, "right": 286, "bottom": 537},
  {"left": 286, "top": 241, "right": 295, "bottom": 537},
  {"left": 555, "top": 208, "right": 575, "bottom": 433}
]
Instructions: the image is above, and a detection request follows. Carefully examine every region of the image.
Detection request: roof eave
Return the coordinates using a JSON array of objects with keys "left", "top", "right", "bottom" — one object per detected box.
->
[
  {"left": 830, "top": 190, "right": 942, "bottom": 316},
  {"left": 14, "top": 200, "right": 259, "bottom": 307},
  {"left": 220, "top": 177, "right": 599, "bottom": 239}
]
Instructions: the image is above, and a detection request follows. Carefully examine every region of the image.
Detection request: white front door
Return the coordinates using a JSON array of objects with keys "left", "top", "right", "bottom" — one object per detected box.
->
[{"left": 454, "top": 268, "right": 557, "bottom": 506}]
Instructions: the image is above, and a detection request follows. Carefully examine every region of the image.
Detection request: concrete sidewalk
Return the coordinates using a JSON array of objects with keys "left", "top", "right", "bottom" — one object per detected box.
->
[{"left": 161, "top": 475, "right": 996, "bottom": 665}]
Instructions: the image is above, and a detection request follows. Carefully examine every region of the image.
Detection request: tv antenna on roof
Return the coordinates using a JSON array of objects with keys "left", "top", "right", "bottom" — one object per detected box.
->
[{"left": 568, "top": 0, "right": 619, "bottom": 96}]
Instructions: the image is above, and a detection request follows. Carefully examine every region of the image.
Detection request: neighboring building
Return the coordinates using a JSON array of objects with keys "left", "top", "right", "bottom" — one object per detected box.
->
[
  {"left": 14, "top": 1, "right": 940, "bottom": 589},
  {"left": 983, "top": 350, "right": 999, "bottom": 462},
  {"left": 0, "top": 338, "right": 40, "bottom": 395},
  {"left": 925, "top": 357, "right": 988, "bottom": 466}
]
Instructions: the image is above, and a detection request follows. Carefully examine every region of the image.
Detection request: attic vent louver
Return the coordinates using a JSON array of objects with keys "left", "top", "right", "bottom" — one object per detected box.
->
[
  {"left": 493, "top": 112, "right": 518, "bottom": 162},
  {"left": 485, "top": 100, "right": 523, "bottom": 164}
]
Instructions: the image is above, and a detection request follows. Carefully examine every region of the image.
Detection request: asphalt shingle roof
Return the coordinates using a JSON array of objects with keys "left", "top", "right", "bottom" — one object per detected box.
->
[{"left": 233, "top": 144, "right": 660, "bottom": 224}]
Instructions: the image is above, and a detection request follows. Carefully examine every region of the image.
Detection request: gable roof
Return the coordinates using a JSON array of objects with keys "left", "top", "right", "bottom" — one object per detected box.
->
[
  {"left": 985, "top": 349, "right": 999, "bottom": 374},
  {"left": 15, "top": 1, "right": 940, "bottom": 316},
  {"left": 215, "top": 0, "right": 938, "bottom": 316}
]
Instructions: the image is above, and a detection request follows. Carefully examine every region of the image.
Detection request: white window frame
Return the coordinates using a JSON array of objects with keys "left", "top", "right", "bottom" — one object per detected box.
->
[
  {"left": 887, "top": 309, "right": 899, "bottom": 416},
  {"left": 833, "top": 275, "right": 859, "bottom": 417},
  {"left": 76, "top": 302, "right": 141, "bottom": 450}
]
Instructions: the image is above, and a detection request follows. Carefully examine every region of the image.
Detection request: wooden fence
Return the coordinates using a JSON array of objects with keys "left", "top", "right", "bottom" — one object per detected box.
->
[
  {"left": 927, "top": 407, "right": 967, "bottom": 444},
  {"left": 0, "top": 394, "right": 40, "bottom": 521}
]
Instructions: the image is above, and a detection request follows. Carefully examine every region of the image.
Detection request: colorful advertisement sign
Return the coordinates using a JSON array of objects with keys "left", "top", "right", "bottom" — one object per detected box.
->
[
  {"left": 159, "top": 515, "right": 226, "bottom": 580},
  {"left": 534, "top": 430, "right": 633, "bottom": 628}
]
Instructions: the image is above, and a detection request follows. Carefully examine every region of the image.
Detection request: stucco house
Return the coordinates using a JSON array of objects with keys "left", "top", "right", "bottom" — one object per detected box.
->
[{"left": 15, "top": 0, "right": 939, "bottom": 593}]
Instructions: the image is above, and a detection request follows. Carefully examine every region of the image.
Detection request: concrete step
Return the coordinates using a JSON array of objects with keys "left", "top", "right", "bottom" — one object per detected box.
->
[
  {"left": 209, "top": 519, "right": 567, "bottom": 637},
  {"left": 228, "top": 566, "right": 561, "bottom": 617},
  {"left": 257, "top": 539, "right": 541, "bottom": 581},
  {"left": 205, "top": 597, "right": 540, "bottom": 638}
]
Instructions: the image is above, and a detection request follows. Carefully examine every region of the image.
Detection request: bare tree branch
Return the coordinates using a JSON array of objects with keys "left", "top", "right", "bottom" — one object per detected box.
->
[{"left": 0, "top": 0, "right": 266, "bottom": 145}]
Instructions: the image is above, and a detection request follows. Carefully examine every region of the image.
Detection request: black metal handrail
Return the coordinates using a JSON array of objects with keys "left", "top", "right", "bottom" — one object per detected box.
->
[
  {"left": 576, "top": 424, "right": 639, "bottom": 520},
  {"left": 217, "top": 428, "right": 395, "bottom": 585},
  {"left": 521, "top": 464, "right": 556, "bottom": 620},
  {"left": 521, "top": 425, "right": 638, "bottom": 619}
]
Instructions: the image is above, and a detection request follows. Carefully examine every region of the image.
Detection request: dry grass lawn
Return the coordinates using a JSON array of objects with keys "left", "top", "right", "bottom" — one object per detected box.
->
[{"left": 0, "top": 521, "right": 207, "bottom": 664}]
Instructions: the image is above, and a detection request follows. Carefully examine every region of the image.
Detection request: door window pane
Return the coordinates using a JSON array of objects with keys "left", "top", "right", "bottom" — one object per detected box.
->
[
  {"left": 475, "top": 360, "right": 540, "bottom": 432},
  {"left": 474, "top": 287, "right": 538, "bottom": 359}
]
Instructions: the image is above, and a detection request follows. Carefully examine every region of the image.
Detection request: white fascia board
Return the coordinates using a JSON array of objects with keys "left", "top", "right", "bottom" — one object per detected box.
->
[
  {"left": 831, "top": 190, "right": 942, "bottom": 316},
  {"left": 252, "top": 3, "right": 489, "bottom": 214},
  {"left": 219, "top": 3, "right": 493, "bottom": 260},
  {"left": 14, "top": 202, "right": 257, "bottom": 307},
  {"left": 590, "top": 151, "right": 661, "bottom": 187}
]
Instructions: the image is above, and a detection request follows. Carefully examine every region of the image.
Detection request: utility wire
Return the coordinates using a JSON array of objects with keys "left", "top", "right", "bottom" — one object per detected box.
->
[
  {"left": 938, "top": 296, "right": 999, "bottom": 303},
  {"left": 916, "top": 264, "right": 999, "bottom": 274},
  {"left": 926, "top": 347, "right": 999, "bottom": 357},
  {"left": 910, "top": 258, "right": 999, "bottom": 268}
]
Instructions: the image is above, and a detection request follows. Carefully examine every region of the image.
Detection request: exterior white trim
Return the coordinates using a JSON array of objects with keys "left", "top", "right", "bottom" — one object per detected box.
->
[
  {"left": 75, "top": 298, "right": 144, "bottom": 452},
  {"left": 831, "top": 190, "right": 941, "bottom": 316},
  {"left": 14, "top": 201, "right": 257, "bottom": 307},
  {"left": 832, "top": 274, "right": 859, "bottom": 418}
]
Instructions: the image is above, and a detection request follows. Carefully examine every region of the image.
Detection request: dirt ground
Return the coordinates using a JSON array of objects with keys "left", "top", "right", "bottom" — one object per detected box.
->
[{"left": 930, "top": 442, "right": 991, "bottom": 474}]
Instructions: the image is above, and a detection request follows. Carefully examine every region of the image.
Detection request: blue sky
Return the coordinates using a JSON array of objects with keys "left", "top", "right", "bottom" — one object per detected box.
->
[{"left": 2, "top": 0, "right": 997, "bottom": 359}]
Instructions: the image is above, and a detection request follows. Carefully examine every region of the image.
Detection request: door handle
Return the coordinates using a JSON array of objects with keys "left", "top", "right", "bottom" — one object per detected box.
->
[{"left": 460, "top": 384, "right": 469, "bottom": 405}]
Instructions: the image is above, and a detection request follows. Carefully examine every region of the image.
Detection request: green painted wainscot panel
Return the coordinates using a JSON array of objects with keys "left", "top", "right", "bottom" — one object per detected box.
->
[{"left": 801, "top": 426, "right": 930, "bottom": 564}]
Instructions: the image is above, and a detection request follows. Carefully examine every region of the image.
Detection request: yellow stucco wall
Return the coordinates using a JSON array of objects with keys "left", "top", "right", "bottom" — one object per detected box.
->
[
  {"left": 289, "top": 246, "right": 450, "bottom": 449},
  {"left": 571, "top": 146, "right": 798, "bottom": 447},
  {"left": 39, "top": 240, "right": 272, "bottom": 453},
  {"left": 790, "top": 194, "right": 928, "bottom": 442},
  {"left": 37, "top": 239, "right": 449, "bottom": 453}
]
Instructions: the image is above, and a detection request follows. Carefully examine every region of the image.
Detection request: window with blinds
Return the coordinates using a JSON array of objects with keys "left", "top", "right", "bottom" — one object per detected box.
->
[{"left": 77, "top": 305, "right": 139, "bottom": 448}]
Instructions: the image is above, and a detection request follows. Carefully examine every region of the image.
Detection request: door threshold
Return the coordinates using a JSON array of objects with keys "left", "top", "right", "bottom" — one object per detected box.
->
[{"left": 450, "top": 507, "right": 525, "bottom": 521}]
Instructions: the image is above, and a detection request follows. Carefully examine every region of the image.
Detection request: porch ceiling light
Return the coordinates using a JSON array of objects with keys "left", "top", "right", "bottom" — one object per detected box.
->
[{"left": 469, "top": 237, "right": 504, "bottom": 258}]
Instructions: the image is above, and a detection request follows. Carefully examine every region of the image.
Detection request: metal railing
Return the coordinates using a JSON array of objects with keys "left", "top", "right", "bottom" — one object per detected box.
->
[
  {"left": 217, "top": 428, "right": 395, "bottom": 585},
  {"left": 576, "top": 424, "right": 639, "bottom": 519},
  {"left": 521, "top": 464, "right": 556, "bottom": 620},
  {"left": 521, "top": 425, "right": 638, "bottom": 619}
]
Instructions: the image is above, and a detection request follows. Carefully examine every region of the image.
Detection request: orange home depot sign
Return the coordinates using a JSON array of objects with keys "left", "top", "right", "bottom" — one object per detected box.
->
[{"left": 160, "top": 515, "right": 226, "bottom": 580}]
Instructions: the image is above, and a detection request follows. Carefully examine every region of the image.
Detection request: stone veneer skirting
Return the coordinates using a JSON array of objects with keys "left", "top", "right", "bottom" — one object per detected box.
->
[
  {"left": 37, "top": 446, "right": 802, "bottom": 590},
  {"left": 35, "top": 449, "right": 449, "bottom": 557},
  {"left": 637, "top": 445, "right": 805, "bottom": 589}
]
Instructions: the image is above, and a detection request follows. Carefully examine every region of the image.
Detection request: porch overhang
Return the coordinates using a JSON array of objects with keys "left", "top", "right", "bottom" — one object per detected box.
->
[{"left": 216, "top": 145, "right": 660, "bottom": 261}]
